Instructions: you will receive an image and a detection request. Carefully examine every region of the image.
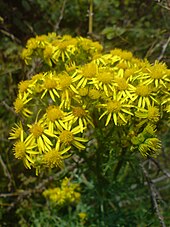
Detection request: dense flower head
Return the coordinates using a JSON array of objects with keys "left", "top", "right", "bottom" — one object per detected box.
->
[{"left": 9, "top": 33, "right": 170, "bottom": 174}]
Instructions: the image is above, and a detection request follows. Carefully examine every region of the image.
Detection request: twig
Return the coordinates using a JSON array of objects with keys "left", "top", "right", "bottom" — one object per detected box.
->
[
  {"left": 26, "top": 58, "right": 42, "bottom": 79},
  {"left": 0, "top": 192, "right": 19, "bottom": 198},
  {"left": 150, "top": 157, "right": 170, "bottom": 178},
  {"left": 53, "top": 0, "right": 67, "bottom": 32},
  {"left": 0, "top": 29, "right": 21, "bottom": 44},
  {"left": 0, "top": 100, "right": 17, "bottom": 116},
  {"left": 0, "top": 154, "right": 14, "bottom": 191},
  {"left": 157, "top": 1, "right": 170, "bottom": 10},
  {"left": 157, "top": 35, "right": 170, "bottom": 61},
  {"left": 140, "top": 163, "right": 166, "bottom": 227}
]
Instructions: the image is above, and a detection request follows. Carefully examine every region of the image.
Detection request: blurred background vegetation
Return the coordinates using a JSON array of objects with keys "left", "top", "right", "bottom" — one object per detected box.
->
[{"left": 0, "top": 0, "right": 170, "bottom": 226}]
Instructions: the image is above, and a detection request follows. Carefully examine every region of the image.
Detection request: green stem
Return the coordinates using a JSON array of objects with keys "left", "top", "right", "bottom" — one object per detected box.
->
[
  {"left": 112, "top": 127, "right": 128, "bottom": 180},
  {"left": 88, "top": 0, "right": 93, "bottom": 34},
  {"left": 113, "top": 147, "right": 127, "bottom": 180},
  {"left": 95, "top": 128, "right": 107, "bottom": 226}
]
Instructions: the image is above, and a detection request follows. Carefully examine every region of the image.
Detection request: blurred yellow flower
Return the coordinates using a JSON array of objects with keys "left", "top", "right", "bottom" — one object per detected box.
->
[{"left": 43, "top": 177, "right": 81, "bottom": 206}]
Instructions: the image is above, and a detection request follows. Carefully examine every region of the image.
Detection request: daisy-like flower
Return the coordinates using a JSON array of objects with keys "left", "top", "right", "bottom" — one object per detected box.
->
[
  {"left": 57, "top": 71, "right": 78, "bottom": 109},
  {"left": 98, "top": 91, "right": 134, "bottom": 126},
  {"left": 135, "top": 106, "right": 160, "bottom": 123},
  {"left": 42, "top": 141, "right": 71, "bottom": 169},
  {"left": 63, "top": 105, "right": 94, "bottom": 132},
  {"left": 139, "top": 138, "right": 161, "bottom": 157},
  {"left": 141, "top": 61, "right": 170, "bottom": 88},
  {"left": 91, "top": 68, "right": 115, "bottom": 97},
  {"left": 124, "top": 68, "right": 140, "bottom": 81},
  {"left": 18, "top": 80, "right": 33, "bottom": 94},
  {"left": 21, "top": 48, "right": 33, "bottom": 64},
  {"left": 43, "top": 44, "right": 56, "bottom": 66},
  {"left": 13, "top": 93, "right": 32, "bottom": 117},
  {"left": 77, "top": 37, "right": 103, "bottom": 54},
  {"left": 56, "top": 123, "right": 88, "bottom": 150},
  {"left": 110, "top": 48, "right": 133, "bottom": 63},
  {"left": 13, "top": 136, "right": 38, "bottom": 169},
  {"left": 9, "top": 122, "right": 24, "bottom": 141},
  {"left": 52, "top": 36, "right": 77, "bottom": 62},
  {"left": 129, "top": 84, "right": 158, "bottom": 108},
  {"left": 34, "top": 34, "right": 49, "bottom": 48},
  {"left": 75, "top": 62, "right": 98, "bottom": 89},
  {"left": 114, "top": 76, "right": 134, "bottom": 101},
  {"left": 43, "top": 105, "right": 66, "bottom": 134},
  {"left": 26, "top": 37, "right": 39, "bottom": 50},
  {"left": 41, "top": 71, "right": 60, "bottom": 102},
  {"left": 27, "top": 119, "right": 55, "bottom": 153},
  {"left": 92, "top": 53, "right": 107, "bottom": 66},
  {"left": 160, "top": 94, "right": 170, "bottom": 113}
]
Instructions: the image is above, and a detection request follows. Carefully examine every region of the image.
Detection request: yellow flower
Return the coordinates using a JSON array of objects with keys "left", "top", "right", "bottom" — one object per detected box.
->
[
  {"left": 13, "top": 136, "right": 38, "bottom": 169},
  {"left": 77, "top": 37, "right": 103, "bottom": 54},
  {"left": 57, "top": 123, "right": 88, "bottom": 150},
  {"left": 75, "top": 62, "right": 98, "bottom": 89},
  {"left": 43, "top": 105, "right": 65, "bottom": 134},
  {"left": 114, "top": 76, "right": 134, "bottom": 100},
  {"left": 142, "top": 61, "right": 170, "bottom": 88},
  {"left": 139, "top": 138, "right": 161, "bottom": 157},
  {"left": 124, "top": 68, "right": 139, "bottom": 80},
  {"left": 13, "top": 93, "right": 32, "bottom": 117},
  {"left": 57, "top": 72, "right": 78, "bottom": 109},
  {"left": 9, "top": 122, "right": 24, "bottom": 140},
  {"left": 64, "top": 105, "right": 94, "bottom": 132},
  {"left": 18, "top": 80, "right": 32, "bottom": 94},
  {"left": 52, "top": 37, "right": 77, "bottom": 62},
  {"left": 26, "top": 37, "right": 39, "bottom": 49},
  {"left": 99, "top": 92, "right": 133, "bottom": 126},
  {"left": 43, "top": 44, "right": 56, "bottom": 66},
  {"left": 135, "top": 106, "right": 160, "bottom": 123},
  {"left": 42, "top": 141, "right": 71, "bottom": 169},
  {"left": 130, "top": 84, "right": 158, "bottom": 108},
  {"left": 27, "top": 119, "right": 55, "bottom": 153},
  {"left": 91, "top": 68, "right": 115, "bottom": 96},
  {"left": 41, "top": 72, "right": 60, "bottom": 102},
  {"left": 21, "top": 48, "right": 33, "bottom": 64},
  {"left": 110, "top": 48, "right": 133, "bottom": 61}
]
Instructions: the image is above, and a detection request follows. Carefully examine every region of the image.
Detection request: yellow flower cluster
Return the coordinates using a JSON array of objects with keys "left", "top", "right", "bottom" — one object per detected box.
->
[
  {"left": 43, "top": 177, "right": 80, "bottom": 206},
  {"left": 9, "top": 33, "right": 170, "bottom": 172},
  {"left": 21, "top": 33, "right": 103, "bottom": 67}
]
